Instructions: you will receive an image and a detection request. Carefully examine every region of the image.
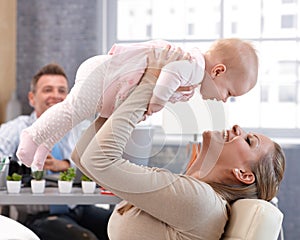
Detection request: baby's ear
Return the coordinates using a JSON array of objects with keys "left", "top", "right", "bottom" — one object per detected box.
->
[{"left": 212, "top": 64, "right": 226, "bottom": 77}]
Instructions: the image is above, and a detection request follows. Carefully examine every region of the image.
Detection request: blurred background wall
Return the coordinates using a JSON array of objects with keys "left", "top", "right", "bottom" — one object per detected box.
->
[{"left": 16, "top": 0, "right": 101, "bottom": 115}]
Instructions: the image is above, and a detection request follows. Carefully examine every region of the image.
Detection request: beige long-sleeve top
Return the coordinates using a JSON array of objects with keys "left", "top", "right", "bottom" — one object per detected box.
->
[{"left": 77, "top": 72, "right": 228, "bottom": 240}]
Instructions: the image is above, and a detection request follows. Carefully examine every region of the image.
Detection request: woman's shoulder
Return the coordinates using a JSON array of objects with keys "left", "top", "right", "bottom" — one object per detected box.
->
[
  {"left": 179, "top": 175, "right": 227, "bottom": 206},
  {"left": 173, "top": 175, "right": 228, "bottom": 228}
]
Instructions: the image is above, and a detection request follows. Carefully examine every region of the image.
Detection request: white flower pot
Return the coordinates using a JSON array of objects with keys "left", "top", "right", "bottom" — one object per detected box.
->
[
  {"left": 58, "top": 180, "right": 73, "bottom": 193},
  {"left": 31, "top": 179, "right": 46, "bottom": 194},
  {"left": 6, "top": 181, "right": 21, "bottom": 194},
  {"left": 81, "top": 181, "right": 96, "bottom": 194}
]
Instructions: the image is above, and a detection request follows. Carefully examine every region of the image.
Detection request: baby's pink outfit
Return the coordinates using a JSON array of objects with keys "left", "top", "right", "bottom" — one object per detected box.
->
[{"left": 17, "top": 39, "right": 205, "bottom": 170}]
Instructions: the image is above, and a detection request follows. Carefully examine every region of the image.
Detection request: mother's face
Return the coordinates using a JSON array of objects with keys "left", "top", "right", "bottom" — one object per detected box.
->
[{"left": 191, "top": 125, "right": 274, "bottom": 184}]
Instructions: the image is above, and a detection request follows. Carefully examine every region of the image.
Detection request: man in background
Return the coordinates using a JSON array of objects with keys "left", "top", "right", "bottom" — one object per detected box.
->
[{"left": 0, "top": 63, "right": 112, "bottom": 240}]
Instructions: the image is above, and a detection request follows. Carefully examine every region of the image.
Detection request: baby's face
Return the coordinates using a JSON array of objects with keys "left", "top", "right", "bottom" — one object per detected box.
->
[{"left": 200, "top": 72, "right": 256, "bottom": 102}]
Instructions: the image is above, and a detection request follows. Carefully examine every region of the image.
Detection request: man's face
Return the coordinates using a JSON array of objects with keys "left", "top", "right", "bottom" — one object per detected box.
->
[{"left": 28, "top": 74, "right": 68, "bottom": 117}]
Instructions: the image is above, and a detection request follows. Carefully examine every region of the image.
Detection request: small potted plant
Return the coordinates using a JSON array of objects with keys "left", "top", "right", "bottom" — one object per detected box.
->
[
  {"left": 6, "top": 173, "right": 22, "bottom": 193},
  {"left": 58, "top": 167, "right": 76, "bottom": 193},
  {"left": 31, "top": 170, "right": 45, "bottom": 194},
  {"left": 81, "top": 174, "right": 96, "bottom": 194}
]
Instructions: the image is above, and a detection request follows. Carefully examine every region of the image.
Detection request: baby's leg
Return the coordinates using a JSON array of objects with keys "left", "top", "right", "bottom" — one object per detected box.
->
[
  {"left": 17, "top": 55, "right": 112, "bottom": 168},
  {"left": 31, "top": 145, "right": 50, "bottom": 171},
  {"left": 16, "top": 131, "right": 39, "bottom": 168}
]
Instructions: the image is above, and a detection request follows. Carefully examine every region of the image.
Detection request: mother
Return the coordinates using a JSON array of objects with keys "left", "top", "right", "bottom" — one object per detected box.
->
[{"left": 72, "top": 48, "right": 285, "bottom": 240}]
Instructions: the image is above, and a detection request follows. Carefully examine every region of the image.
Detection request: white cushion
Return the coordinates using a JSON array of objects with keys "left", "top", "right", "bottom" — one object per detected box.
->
[
  {"left": 0, "top": 215, "right": 40, "bottom": 240},
  {"left": 222, "top": 199, "right": 283, "bottom": 240}
]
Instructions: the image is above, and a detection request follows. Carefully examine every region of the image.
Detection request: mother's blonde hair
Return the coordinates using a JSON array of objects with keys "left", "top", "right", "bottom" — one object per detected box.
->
[{"left": 208, "top": 141, "right": 285, "bottom": 204}]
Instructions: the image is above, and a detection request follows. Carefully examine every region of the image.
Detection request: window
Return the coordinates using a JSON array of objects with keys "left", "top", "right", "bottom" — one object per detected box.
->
[
  {"left": 107, "top": 0, "right": 300, "bottom": 131},
  {"left": 261, "top": 85, "right": 270, "bottom": 102},
  {"left": 231, "top": 22, "right": 237, "bottom": 34},
  {"left": 281, "top": 14, "right": 297, "bottom": 28},
  {"left": 146, "top": 24, "right": 152, "bottom": 38},
  {"left": 187, "top": 23, "right": 194, "bottom": 35},
  {"left": 279, "top": 85, "right": 297, "bottom": 102},
  {"left": 282, "top": 0, "right": 297, "bottom": 3}
]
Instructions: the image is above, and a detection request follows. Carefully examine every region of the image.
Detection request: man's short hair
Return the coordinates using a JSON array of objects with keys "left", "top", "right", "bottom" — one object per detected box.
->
[{"left": 30, "top": 63, "right": 68, "bottom": 92}]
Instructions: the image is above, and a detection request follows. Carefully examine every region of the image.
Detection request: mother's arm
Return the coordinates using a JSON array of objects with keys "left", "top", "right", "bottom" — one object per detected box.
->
[
  {"left": 71, "top": 46, "right": 176, "bottom": 179},
  {"left": 72, "top": 46, "right": 173, "bottom": 178},
  {"left": 71, "top": 115, "right": 107, "bottom": 180},
  {"left": 71, "top": 48, "right": 209, "bottom": 229}
]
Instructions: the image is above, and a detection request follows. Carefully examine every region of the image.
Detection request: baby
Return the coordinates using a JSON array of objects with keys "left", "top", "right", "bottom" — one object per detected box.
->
[{"left": 17, "top": 38, "right": 258, "bottom": 170}]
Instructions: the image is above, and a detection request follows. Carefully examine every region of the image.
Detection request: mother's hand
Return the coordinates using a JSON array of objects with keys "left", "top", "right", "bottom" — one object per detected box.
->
[{"left": 144, "top": 45, "right": 191, "bottom": 80}]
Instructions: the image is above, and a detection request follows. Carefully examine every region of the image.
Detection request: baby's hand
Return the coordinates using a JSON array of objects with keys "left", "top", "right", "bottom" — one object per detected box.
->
[{"left": 176, "top": 83, "right": 200, "bottom": 92}]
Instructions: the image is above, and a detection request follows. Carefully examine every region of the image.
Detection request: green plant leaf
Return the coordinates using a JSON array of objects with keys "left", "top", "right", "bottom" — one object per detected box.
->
[
  {"left": 7, "top": 172, "right": 22, "bottom": 181},
  {"left": 59, "top": 167, "right": 76, "bottom": 181},
  {"left": 32, "top": 171, "right": 44, "bottom": 180},
  {"left": 81, "top": 174, "right": 92, "bottom": 181}
]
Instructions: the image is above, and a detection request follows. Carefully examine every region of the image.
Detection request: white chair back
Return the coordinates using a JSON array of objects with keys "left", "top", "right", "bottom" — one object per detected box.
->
[{"left": 222, "top": 199, "right": 283, "bottom": 240}]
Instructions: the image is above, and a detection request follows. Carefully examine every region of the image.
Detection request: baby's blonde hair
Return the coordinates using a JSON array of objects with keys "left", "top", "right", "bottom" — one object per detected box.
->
[{"left": 209, "top": 38, "right": 259, "bottom": 87}]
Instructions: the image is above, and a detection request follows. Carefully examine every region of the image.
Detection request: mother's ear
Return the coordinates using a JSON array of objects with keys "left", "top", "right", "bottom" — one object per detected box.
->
[{"left": 233, "top": 168, "right": 255, "bottom": 184}]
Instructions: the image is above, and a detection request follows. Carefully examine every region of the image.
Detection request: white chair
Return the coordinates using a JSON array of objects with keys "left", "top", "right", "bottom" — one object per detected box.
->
[
  {"left": 222, "top": 199, "right": 283, "bottom": 240},
  {"left": 270, "top": 197, "right": 284, "bottom": 240},
  {"left": 0, "top": 215, "right": 40, "bottom": 240}
]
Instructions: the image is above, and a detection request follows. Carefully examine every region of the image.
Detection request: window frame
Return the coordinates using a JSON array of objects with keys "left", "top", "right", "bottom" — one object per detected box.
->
[{"left": 103, "top": 0, "right": 300, "bottom": 139}]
